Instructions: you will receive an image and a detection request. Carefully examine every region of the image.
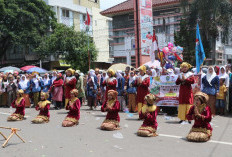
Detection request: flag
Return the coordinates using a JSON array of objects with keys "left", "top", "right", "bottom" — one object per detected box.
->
[
  {"left": 195, "top": 23, "right": 205, "bottom": 73},
  {"left": 151, "top": 29, "right": 159, "bottom": 62},
  {"left": 85, "top": 10, "right": 91, "bottom": 26}
]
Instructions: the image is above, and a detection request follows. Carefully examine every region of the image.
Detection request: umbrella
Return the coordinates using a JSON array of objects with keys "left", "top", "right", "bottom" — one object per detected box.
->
[
  {"left": 0, "top": 66, "right": 21, "bottom": 72},
  {"left": 108, "top": 63, "right": 133, "bottom": 71},
  {"left": 143, "top": 60, "right": 161, "bottom": 68},
  {"left": 20, "top": 65, "right": 38, "bottom": 71},
  {"left": 26, "top": 67, "right": 48, "bottom": 74}
]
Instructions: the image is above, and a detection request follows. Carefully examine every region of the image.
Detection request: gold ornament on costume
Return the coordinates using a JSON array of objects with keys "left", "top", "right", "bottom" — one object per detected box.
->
[
  {"left": 180, "top": 62, "right": 192, "bottom": 70},
  {"left": 139, "top": 65, "right": 146, "bottom": 73},
  {"left": 66, "top": 68, "right": 75, "bottom": 75},
  {"left": 107, "top": 69, "right": 115, "bottom": 76},
  {"left": 70, "top": 89, "right": 79, "bottom": 97}
]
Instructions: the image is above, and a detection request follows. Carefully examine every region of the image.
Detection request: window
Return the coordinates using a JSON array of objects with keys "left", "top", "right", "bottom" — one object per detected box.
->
[
  {"left": 114, "top": 57, "right": 127, "bottom": 63},
  {"left": 128, "top": 14, "right": 134, "bottom": 21},
  {"left": 62, "top": 9, "right": 69, "bottom": 17},
  {"left": 158, "top": 18, "right": 160, "bottom": 24}
]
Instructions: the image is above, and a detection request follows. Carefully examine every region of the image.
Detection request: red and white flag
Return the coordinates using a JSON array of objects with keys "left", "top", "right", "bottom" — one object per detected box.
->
[
  {"left": 85, "top": 10, "right": 91, "bottom": 26},
  {"left": 151, "top": 30, "right": 159, "bottom": 62}
]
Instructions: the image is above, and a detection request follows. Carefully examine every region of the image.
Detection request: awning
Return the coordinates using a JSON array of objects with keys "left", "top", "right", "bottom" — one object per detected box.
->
[{"left": 59, "top": 60, "right": 71, "bottom": 67}]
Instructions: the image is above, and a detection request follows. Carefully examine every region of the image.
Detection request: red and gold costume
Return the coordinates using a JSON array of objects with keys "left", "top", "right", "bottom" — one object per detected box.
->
[
  {"left": 134, "top": 65, "right": 150, "bottom": 113},
  {"left": 101, "top": 90, "right": 120, "bottom": 130},
  {"left": 102, "top": 69, "right": 117, "bottom": 101},
  {"left": 176, "top": 62, "right": 194, "bottom": 121},
  {"left": 186, "top": 92, "right": 212, "bottom": 142},
  {"left": 7, "top": 90, "right": 25, "bottom": 121},
  {"left": 32, "top": 92, "right": 51, "bottom": 123},
  {"left": 64, "top": 68, "right": 77, "bottom": 107},
  {"left": 62, "top": 89, "right": 81, "bottom": 127},
  {"left": 137, "top": 94, "right": 158, "bottom": 137}
]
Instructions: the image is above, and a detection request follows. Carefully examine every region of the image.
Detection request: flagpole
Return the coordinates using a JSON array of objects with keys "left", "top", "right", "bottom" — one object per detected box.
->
[{"left": 88, "top": 33, "right": 90, "bottom": 70}]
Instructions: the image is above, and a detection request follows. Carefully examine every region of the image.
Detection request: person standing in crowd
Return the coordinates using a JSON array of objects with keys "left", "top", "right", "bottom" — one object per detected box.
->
[
  {"left": 116, "top": 70, "right": 126, "bottom": 111},
  {"left": 124, "top": 68, "right": 130, "bottom": 107},
  {"left": 216, "top": 78, "right": 227, "bottom": 115},
  {"left": 186, "top": 92, "right": 212, "bottom": 142},
  {"left": 100, "top": 90, "right": 120, "bottom": 131},
  {"left": 102, "top": 69, "right": 117, "bottom": 101},
  {"left": 176, "top": 62, "right": 194, "bottom": 124},
  {"left": 134, "top": 65, "right": 150, "bottom": 117},
  {"left": 13, "top": 71, "right": 19, "bottom": 79},
  {"left": 127, "top": 71, "right": 137, "bottom": 112},
  {"left": 137, "top": 94, "right": 158, "bottom": 137},
  {"left": 64, "top": 68, "right": 77, "bottom": 108},
  {"left": 15, "top": 76, "right": 21, "bottom": 91},
  {"left": 51, "top": 71, "right": 57, "bottom": 84},
  {"left": 62, "top": 89, "right": 81, "bottom": 127},
  {"left": 149, "top": 69, "right": 157, "bottom": 90},
  {"left": 95, "top": 68, "right": 102, "bottom": 106},
  {"left": 2, "top": 74, "right": 9, "bottom": 107},
  {"left": 0, "top": 75, "right": 4, "bottom": 107},
  {"left": 31, "top": 73, "right": 41, "bottom": 107},
  {"left": 201, "top": 66, "right": 219, "bottom": 116},
  {"left": 219, "top": 66, "right": 229, "bottom": 113},
  {"left": 18, "top": 75, "right": 31, "bottom": 107},
  {"left": 32, "top": 92, "right": 51, "bottom": 124},
  {"left": 87, "top": 70, "right": 97, "bottom": 110},
  {"left": 75, "top": 70, "right": 85, "bottom": 106},
  {"left": 7, "top": 89, "right": 25, "bottom": 121},
  {"left": 7, "top": 75, "right": 17, "bottom": 107},
  {"left": 41, "top": 73, "right": 51, "bottom": 93},
  {"left": 50, "top": 73, "right": 63, "bottom": 109},
  {"left": 100, "top": 71, "right": 108, "bottom": 104}
]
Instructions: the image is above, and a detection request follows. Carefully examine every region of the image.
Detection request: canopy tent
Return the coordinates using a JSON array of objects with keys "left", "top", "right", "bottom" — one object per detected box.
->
[
  {"left": 20, "top": 65, "right": 38, "bottom": 71},
  {"left": 0, "top": 66, "right": 21, "bottom": 72},
  {"left": 143, "top": 60, "right": 161, "bottom": 68},
  {"left": 108, "top": 63, "right": 133, "bottom": 71},
  {"left": 26, "top": 67, "right": 48, "bottom": 74}
]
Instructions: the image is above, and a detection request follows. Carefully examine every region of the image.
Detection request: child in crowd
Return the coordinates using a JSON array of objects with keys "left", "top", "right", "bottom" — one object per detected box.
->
[
  {"left": 7, "top": 89, "right": 25, "bottom": 121},
  {"left": 101, "top": 90, "right": 120, "bottom": 131},
  {"left": 32, "top": 92, "right": 51, "bottom": 124},
  {"left": 186, "top": 92, "right": 212, "bottom": 142},
  {"left": 137, "top": 94, "right": 158, "bottom": 137},
  {"left": 62, "top": 89, "right": 81, "bottom": 127},
  {"left": 216, "top": 78, "right": 227, "bottom": 115}
]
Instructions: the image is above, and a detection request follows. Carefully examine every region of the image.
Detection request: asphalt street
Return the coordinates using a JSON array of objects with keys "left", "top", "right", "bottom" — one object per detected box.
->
[{"left": 0, "top": 106, "right": 231, "bottom": 157}]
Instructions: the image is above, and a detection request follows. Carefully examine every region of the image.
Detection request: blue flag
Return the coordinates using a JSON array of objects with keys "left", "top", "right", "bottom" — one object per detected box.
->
[{"left": 195, "top": 23, "right": 205, "bottom": 73}]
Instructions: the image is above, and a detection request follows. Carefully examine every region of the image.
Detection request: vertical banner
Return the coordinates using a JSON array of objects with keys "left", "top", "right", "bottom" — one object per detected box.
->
[{"left": 140, "top": 0, "right": 153, "bottom": 55}]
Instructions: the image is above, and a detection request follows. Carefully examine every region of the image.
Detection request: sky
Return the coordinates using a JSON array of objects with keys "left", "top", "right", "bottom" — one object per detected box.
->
[{"left": 100, "top": 0, "right": 127, "bottom": 10}]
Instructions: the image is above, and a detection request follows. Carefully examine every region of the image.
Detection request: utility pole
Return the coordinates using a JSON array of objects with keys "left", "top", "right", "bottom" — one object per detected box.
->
[{"left": 134, "top": 0, "right": 140, "bottom": 67}]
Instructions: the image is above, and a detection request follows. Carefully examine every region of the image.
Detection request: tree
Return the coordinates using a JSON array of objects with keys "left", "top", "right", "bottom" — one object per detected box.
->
[
  {"left": 177, "top": 0, "right": 232, "bottom": 65},
  {"left": 36, "top": 24, "right": 98, "bottom": 73},
  {"left": 0, "top": 0, "right": 56, "bottom": 59}
]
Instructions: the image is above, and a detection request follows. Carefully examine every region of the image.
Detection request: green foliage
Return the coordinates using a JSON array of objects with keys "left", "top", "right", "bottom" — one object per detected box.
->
[
  {"left": 175, "top": 0, "right": 232, "bottom": 65},
  {"left": 36, "top": 24, "right": 98, "bottom": 73},
  {"left": 0, "top": 0, "right": 56, "bottom": 57}
]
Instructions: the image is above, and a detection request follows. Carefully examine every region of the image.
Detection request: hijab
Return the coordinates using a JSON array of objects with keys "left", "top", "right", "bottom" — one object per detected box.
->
[
  {"left": 206, "top": 66, "right": 216, "bottom": 85},
  {"left": 19, "top": 75, "right": 28, "bottom": 89}
]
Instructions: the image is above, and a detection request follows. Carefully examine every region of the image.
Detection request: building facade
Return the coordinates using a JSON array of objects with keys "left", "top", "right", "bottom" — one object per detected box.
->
[{"left": 101, "top": 0, "right": 232, "bottom": 66}]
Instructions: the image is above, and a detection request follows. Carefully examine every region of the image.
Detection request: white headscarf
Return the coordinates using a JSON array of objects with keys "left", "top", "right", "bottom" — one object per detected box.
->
[
  {"left": 102, "top": 71, "right": 108, "bottom": 81},
  {"left": 219, "top": 66, "right": 229, "bottom": 87},
  {"left": 206, "top": 66, "right": 216, "bottom": 85},
  {"left": 150, "top": 69, "right": 157, "bottom": 77},
  {"left": 116, "top": 70, "right": 123, "bottom": 87},
  {"left": 19, "top": 75, "right": 28, "bottom": 89},
  {"left": 51, "top": 71, "right": 57, "bottom": 83},
  {"left": 43, "top": 74, "right": 50, "bottom": 85},
  {"left": 89, "top": 69, "right": 95, "bottom": 83},
  {"left": 129, "top": 72, "right": 135, "bottom": 85},
  {"left": 33, "top": 74, "right": 39, "bottom": 89}
]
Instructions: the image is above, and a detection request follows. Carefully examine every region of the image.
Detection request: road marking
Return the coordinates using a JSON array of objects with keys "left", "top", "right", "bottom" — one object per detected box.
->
[
  {"left": 159, "top": 134, "right": 232, "bottom": 146},
  {"left": 0, "top": 112, "right": 30, "bottom": 118}
]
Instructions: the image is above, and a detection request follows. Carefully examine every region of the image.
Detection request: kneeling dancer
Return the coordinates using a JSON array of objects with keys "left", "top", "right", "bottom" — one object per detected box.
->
[
  {"left": 101, "top": 90, "right": 120, "bottom": 131},
  {"left": 186, "top": 92, "right": 212, "bottom": 142},
  {"left": 137, "top": 93, "right": 158, "bottom": 137}
]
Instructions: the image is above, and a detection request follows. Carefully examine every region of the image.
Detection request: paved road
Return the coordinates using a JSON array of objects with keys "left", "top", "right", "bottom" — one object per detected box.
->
[{"left": 0, "top": 106, "right": 231, "bottom": 157}]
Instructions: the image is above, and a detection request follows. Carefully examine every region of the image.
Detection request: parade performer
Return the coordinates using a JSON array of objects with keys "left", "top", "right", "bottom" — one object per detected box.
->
[
  {"left": 134, "top": 65, "right": 150, "bottom": 115},
  {"left": 101, "top": 90, "right": 120, "bottom": 131},
  {"left": 50, "top": 73, "right": 63, "bottom": 109},
  {"left": 186, "top": 92, "right": 212, "bottom": 142},
  {"left": 137, "top": 94, "right": 158, "bottom": 137},
  {"left": 64, "top": 68, "right": 77, "bottom": 108},
  {"left": 62, "top": 89, "right": 81, "bottom": 127},
  {"left": 176, "top": 62, "right": 194, "bottom": 123},
  {"left": 7, "top": 89, "right": 25, "bottom": 121},
  {"left": 102, "top": 69, "right": 117, "bottom": 101},
  {"left": 32, "top": 92, "right": 51, "bottom": 124}
]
